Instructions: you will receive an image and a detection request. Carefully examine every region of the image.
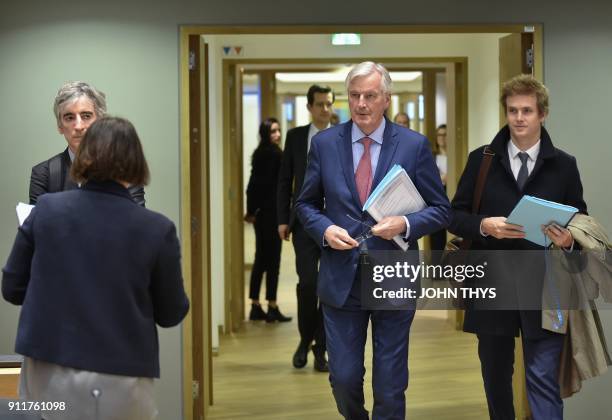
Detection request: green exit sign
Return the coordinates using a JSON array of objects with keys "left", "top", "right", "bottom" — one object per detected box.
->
[{"left": 332, "top": 33, "right": 361, "bottom": 46}]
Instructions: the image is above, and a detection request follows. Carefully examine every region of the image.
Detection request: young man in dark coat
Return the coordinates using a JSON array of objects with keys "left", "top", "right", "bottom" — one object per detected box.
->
[{"left": 449, "top": 74, "right": 587, "bottom": 420}]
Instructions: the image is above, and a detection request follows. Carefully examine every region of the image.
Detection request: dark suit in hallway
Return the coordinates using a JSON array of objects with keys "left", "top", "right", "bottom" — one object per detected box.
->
[
  {"left": 297, "top": 64, "right": 449, "bottom": 418},
  {"left": 278, "top": 124, "right": 325, "bottom": 362}
]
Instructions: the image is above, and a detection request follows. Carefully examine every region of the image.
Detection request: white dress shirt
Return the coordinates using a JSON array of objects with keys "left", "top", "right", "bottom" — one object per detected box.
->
[
  {"left": 307, "top": 123, "right": 330, "bottom": 154},
  {"left": 351, "top": 119, "right": 410, "bottom": 240},
  {"left": 508, "top": 138, "right": 540, "bottom": 179}
]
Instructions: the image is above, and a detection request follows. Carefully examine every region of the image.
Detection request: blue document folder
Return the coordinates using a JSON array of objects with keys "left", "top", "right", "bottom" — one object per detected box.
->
[
  {"left": 363, "top": 164, "right": 403, "bottom": 210},
  {"left": 361, "top": 164, "right": 425, "bottom": 251},
  {"left": 506, "top": 195, "right": 578, "bottom": 246}
]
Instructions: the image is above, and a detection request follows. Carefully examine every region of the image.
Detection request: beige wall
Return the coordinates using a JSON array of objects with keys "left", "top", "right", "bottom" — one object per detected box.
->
[{"left": 0, "top": 20, "right": 184, "bottom": 420}]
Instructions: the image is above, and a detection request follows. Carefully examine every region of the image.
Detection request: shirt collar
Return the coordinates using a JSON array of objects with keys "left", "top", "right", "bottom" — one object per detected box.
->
[
  {"left": 308, "top": 123, "right": 330, "bottom": 137},
  {"left": 508, "top": 138, "right": 540, "bottom": 161},
  {"left": 68, "top": 148, "right": 75, "bottom": 162},
  {"left": 351, "top": 119, "right": 385, "bottom": 145}
]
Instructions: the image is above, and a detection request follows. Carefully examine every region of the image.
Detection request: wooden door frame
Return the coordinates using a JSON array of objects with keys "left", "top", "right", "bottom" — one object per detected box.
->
[
  {"left": 222, "top": 56, "right": 466, "bottom": 337},
  {"left": 230, "top": 59, "right": 459, "bottom": 310},
  {"left": 223, "top": 61, "right": 245, "bottom": 335},
  {"left": 180, "top": 33, "right": 213, "bottom": 420},
  {"left": 178, "top": 24, "right": 543, "bottom": 420}
]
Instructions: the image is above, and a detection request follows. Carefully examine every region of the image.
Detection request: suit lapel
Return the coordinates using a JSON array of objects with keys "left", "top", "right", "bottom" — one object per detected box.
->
[
  {"left": 528, "top": 156, "right": 545, "bottom": 187},
  {"left": 499, "top": 148, "right": 515, "bottom": 182},
  {"left": 371, "top": 120, "right": 399, "bottom": 190},
  {"left": 298, "top": 124, "right": 309, "bottom": 169},
  {"left": 62, "top": 149, "right": 78, "bottom": 190},
  {"left": 338, "top": 122, "right": 363, "bottom": 208},
  {"left": 526, "top": 127, "right": 555, "bottom": 186},
  {"left": 491, "top": 126, "right": 519, "bottom": 185}
]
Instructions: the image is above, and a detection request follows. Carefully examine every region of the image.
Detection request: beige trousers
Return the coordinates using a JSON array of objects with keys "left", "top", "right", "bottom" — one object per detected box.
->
[{"left": 19, "top": 357, "right": 158, "bottom": 420}]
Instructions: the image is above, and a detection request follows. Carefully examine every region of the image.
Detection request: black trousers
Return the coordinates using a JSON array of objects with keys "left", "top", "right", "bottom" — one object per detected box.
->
[
  {"left": 292, "top": 222, "right": 325, "bottom": 349},
  {"left": 249, "top": 210, "right": 282, "bottom": 301},
  {"left": 429, "top": 229, "right": 447, "bottom": 251},
  {"left": 478, "top": 333, "right": 564, "bottom": 420}
]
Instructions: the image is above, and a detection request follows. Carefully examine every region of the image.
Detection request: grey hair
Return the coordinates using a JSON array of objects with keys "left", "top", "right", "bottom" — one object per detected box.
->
[
  {"left": 53, "top": 81, "right": 107, "bottom": 126},
  {"left": 345, "top": 61, "right": 393, "bottom": 95}
]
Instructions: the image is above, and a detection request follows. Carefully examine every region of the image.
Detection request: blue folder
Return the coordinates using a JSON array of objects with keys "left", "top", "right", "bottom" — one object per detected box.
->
[
  {"left": 506, "top": 195, "right": 578, "bottom": 246},
  {"left": 363, "top": 164, "right": 403, "bottom": 211}
]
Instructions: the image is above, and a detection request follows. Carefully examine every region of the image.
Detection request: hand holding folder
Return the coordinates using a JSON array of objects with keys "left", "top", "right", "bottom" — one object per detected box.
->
[
  {"left": 363, "top": 164, "right": 426, "bottom": 250},
  {"left": 506, "top": 195, "right": 578, "bottom": 246}
]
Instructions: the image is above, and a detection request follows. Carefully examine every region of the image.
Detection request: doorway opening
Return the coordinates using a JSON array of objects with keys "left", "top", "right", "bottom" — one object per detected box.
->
[{"left": 179, "top": 25, "right": 542, "bottom": 420}]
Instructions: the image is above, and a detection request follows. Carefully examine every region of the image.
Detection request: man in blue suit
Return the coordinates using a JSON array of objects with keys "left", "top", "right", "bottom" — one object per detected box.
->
[{"left": 295, "top": 62, "right": 450, "bottom": 419}]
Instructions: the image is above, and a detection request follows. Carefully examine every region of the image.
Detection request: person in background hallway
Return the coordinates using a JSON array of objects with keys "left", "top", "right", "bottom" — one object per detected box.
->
[
  {"left": 393, "top": 111, "right": 410, "bottom": 128},
  {"left": 429, "top": 124, "right": 448, "bottom": 257},
  {"left": 296, "top": 62, "right": 449, "bottom": 419},
  {"left": 449, "top": 74, "right": 587, "bottom": 420},
  {"left": 245, "top": 117, "right": 291, "bottom": 323},
  {"left": 29, "top": 81, "right": 145, "bottom": 206},
  {"left": 278, "top": 85, "right": 334, "bottom": 372},
  {"left": 2, "top": 117, "right": 190, "bottom": 420}
]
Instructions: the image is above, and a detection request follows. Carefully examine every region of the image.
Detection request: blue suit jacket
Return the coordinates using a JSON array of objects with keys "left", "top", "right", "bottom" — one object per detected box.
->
[
  {"left": 295, "top": 120, "right": 450, "bottom": 308},
  {"left": 2, "top": 180, "right": 189, "bottom": 378}
]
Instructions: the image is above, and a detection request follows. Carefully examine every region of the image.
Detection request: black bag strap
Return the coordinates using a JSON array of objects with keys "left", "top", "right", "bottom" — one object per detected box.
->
[
  {"left": 460, "top": 145, "right": 495, "bottom": 250},
  {"left": 48, "top": 154, "right": 63, "bottom": 193}
]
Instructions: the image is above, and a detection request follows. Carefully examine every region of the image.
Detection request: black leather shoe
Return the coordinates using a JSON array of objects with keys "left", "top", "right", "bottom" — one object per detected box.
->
[
  {"left": 249, "top": 303, "right": 267, "bottom": 321},
  {"left": 266, "top": 306, "right": 292, "bottom": 323},
  {"left": 292, "top": 341, "right": 310, "bottom": 368},
  {"left": 312, "top": 345, "right": 329, "bottom": 372}
]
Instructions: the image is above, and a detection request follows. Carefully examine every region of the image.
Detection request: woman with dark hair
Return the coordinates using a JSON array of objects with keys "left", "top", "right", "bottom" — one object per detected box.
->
[
  {"left": 2, "top": 116, "right": 189, "bottom": 420},
  {"left": 244, "top": 118, "right": 291, "bottom": 323}
]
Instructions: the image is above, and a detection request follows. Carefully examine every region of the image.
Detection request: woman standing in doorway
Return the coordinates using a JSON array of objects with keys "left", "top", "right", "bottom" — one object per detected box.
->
[{"left": 244, "top": 118, "right": 292, "bottom": 323}]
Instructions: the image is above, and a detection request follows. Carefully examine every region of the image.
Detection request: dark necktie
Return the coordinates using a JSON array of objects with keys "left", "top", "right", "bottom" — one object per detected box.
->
[
  {"left": 516, "top": 151, "right": 529, "bottom": 191},
  {"left": 355, "top": 138, "right": 373, "bottom": 206}
]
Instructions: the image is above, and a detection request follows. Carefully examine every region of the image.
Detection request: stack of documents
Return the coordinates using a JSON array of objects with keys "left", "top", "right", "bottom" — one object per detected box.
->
[
  {"left": 506, "top": 195, "right": 578, "bottom": 246},
  {"left": 363, "top": 164, "right": 426, "bottom": 250}
]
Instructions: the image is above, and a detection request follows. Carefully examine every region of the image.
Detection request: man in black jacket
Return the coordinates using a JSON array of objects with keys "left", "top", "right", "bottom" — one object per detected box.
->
[
  {"left": 449, "top": 74, "right": 586, "bottom": 420},
  {"left": 29, "top": 81, "right": 145, "bottom": 206},
  {"left": 277, "top": 85, "right": 334, "bottom": 372}
]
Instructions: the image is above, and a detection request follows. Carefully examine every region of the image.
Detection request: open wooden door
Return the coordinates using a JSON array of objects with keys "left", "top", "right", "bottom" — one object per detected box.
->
[
  {"left": 186, "top": 34, "right": 213, "bottom": 419},
  {"left": 445, "top": 59, "right": 469, "bottom": 331},
  {"left": 223, "top": 62, "right": 246, "bottom": 333},
  {"left": 499, "top": 32, "right": 535, "bottom": 125},
  {"left": 499, "top": 29, "right": 536, "bottom": 420}
]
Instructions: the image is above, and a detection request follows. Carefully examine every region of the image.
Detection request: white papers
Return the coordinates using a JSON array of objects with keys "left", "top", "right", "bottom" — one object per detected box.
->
[
  {"left": 363, "top": 165, "right": 426, "bottom": 250},
  {"left": 16, "top": 202, "right": 34, "bottom": 226}
]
